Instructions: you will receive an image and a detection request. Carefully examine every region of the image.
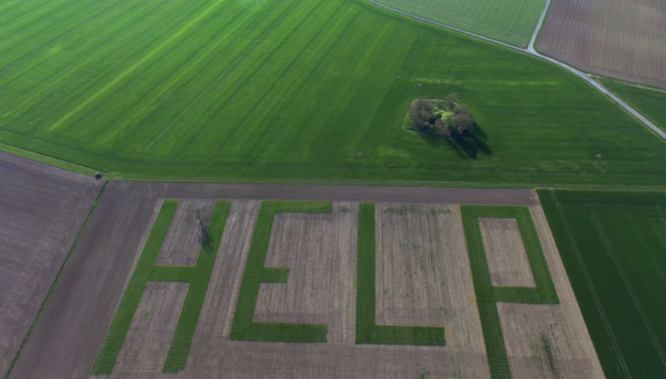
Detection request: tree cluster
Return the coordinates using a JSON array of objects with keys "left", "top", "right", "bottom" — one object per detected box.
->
[{"left": 408, "top": 93, "right": 474, "bottom": 138}]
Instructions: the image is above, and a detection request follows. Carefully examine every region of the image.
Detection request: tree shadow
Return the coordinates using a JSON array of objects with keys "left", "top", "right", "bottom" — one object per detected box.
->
[{"left": 421, "top": 122, "right": 492, "bottom": 160}]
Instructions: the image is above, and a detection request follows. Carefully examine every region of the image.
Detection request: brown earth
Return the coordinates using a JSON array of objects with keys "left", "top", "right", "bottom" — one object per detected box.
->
[
  {"left": 538, "top": 0, "right": 666, "bottom": 88},
  {"left": 0, "top": 151, "right": 101, "bottom": 377},
  {"left": 9, "top": 181, "right": 162, "bottom": 379},
  {"left": 156, "top": 199, "right": 215, "bottom": 266},
  {"left": 111, "top": 282, "right": 188, "bottom": 376},
  {"left": 6, "top": 171, "right": 593, "bottom": 378},
  {"left": 254, "top": 202, "right": 358, "bottom": 344},
  {"left": 479, "top": 217, "right": 535, "bottom": 287},
  {"left": 492, "top": 206, "right": 604, "bottom": 378},
  {"left": 375, "top": 203, "right": 490, "bottom": 378}
]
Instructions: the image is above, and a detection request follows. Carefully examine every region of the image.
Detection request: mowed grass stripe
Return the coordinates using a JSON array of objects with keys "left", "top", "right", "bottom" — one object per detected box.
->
[
  {"left": 274, "top": 22, "right": 401, "bottom": 159},
  {"left": 162, "top": 0, "right": 317, "bottom": 155},
  {"left": 117, "top": 0, "right": 302, "bottom": 154},
  {"left": 87, "top": 0, "right": 287, "bottom": 152},
  {"left": 0, "top": 0, "right": 120, "bottom": 67},
  {"left": 205, "top": 1, "right": 349, "bottom": 156},
  {"left": 3, "top": 0, "right": 209, "bottom": 131},
  {"left": 47, "top": 0, "right": 232, "bottom": 131},
  {"left": 1, "top": 0, "right": 173, "bottom": 111},
  {"left": 88, "top": 2, "right": 258, "bottom": 148},
  {"left": 0, "top": 0, "right": 70, "bottom": 36},
  {"left": 294, "top": 24, "right": 414, "bottom": 159},
  {"left": 0, "top": 0, "right": 167, "bottom": 89},
  {"left": 223, "top": 4, "right": 360, "bottom": 158},
  {"left": 224, "top": 9, "right": 402, "bottom": 160},
  {"left": 62, "top": 0, "right": 251, "bottom": 146}
]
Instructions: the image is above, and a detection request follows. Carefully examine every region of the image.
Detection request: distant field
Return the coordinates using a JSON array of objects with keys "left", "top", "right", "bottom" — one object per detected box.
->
[
  {"left": 538, "top": 0, "right": 666, "bottom": 88},
  {"left": 539, "top": 190, "right": 666, "bottom": 378},
  {"left": 600, "top": 79, "right": 666, "bottom": 133},
  {"left": 366, "top": 0, "right": 545, "bottom": 46},
  {"left": 1, "top": 0, "right": 666, "bottom": 187}
]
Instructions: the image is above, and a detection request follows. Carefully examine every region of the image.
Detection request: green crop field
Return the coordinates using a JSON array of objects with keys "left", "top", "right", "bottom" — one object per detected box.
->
[
  {"left": 369, "top": 0, "right": 545, "bottom": 46},
  {"left": 600, "top": 78, "right": 666, "bottom": 133},
  {"left": 539, "top": 190, "right": 666, "bottom": 378},
  {"left": 1, "top": 0, "right": 666, "bottom": 187}
]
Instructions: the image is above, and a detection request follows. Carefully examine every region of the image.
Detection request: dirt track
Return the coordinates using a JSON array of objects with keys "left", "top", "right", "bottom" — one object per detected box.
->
[{"left": 0, "top": 152, "right": 101, "bottom": 377}]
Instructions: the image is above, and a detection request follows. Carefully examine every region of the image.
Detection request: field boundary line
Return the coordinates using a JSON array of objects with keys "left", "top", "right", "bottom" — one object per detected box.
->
[
  {"left": 359, "top": 0, "right": 666, "bottom": 142},
  {"left": 3, "top": 182, "right": 108, "bottom": 379}
]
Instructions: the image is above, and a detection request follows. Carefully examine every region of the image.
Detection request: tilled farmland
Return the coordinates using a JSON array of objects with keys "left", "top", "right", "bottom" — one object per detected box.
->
[
  {"left": 0, "top": 152, "right": 101, "bottom": 378},
  {"left": 4, "top": 178, "right": 603, "bottom": 378},
  {"left": 538, "top": 0, "right": 666, "bottom": 88}
]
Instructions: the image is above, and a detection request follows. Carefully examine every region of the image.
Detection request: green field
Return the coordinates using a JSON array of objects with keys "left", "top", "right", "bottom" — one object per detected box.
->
[
  {"left": 1, "top": 0, "right": 666, "bottom": 187},
  {"left": 539, "top": 190, "right": 666, "bottom": 378},
  {"left": 369, "top": 0, "right": 545, "bottom": 46},
  {"left": 600, "top": 78, "right": 666, "bottom": 133}
]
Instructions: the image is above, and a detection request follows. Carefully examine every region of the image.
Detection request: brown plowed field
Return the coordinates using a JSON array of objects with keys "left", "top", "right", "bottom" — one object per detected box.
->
[
  {"left": 113, "top": 282, "right": 188, "bottom": 376},
  {"left": 538, "top": 0, "right": 666, "bottom": 88},
  {"left": 5, "top": 169, "right": 596, "bottom": 378},
  {"left": 0, "top": 152, "right": 101, "bottom": 377},
  {"left": 479, "top": 217, "right": 535, "bottom": 287}
]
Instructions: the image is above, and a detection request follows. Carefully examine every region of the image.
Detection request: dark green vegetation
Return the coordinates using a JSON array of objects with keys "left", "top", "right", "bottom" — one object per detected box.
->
[
  {"left": 92, "top": 199, "right": 231, "bottom": 374},
  {"left": 460, "top": 205, "right": 559, "bottom": 378},
  {"left": 356, "top": 202, "right": 445, "bottom": 345},
  {"left": 600, "top": 78, "right": 666, "bottom": 132},
  {"left": 1, "top": 0, "right": 666, "bottom": 187},
  {"left": 539, "top": 190, "right": 666, "bottom": 378},
  {"left": 229, "top": 201, "right": 331, "bottom": 343}
]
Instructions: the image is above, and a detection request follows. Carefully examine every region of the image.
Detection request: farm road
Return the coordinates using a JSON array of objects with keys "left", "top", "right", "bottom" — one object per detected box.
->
[{"left": 363, "top": 0, "right": 666, "bottom": 142}]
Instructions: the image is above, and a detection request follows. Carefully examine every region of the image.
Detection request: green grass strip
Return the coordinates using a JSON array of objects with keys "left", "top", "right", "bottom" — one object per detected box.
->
[
  {"left": 356, "top": 202, "right": 445, "bottom": 345},
  {"left": 91, "top": 200, "right": 231, "bottom": 374},
  {"left": 262, "top": 267, "right": 290, "bottom": 283},
  {"left": 229, "top": 200, "right": 331, "bottom": 342},
  {"left": 461, "top": 205, "right": 559, "bottom": 379}
]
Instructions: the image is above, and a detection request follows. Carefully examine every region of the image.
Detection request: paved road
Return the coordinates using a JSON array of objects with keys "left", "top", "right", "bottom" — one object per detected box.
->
[{"left": 364, "top": 0, "right": 666, "bottom": 141}]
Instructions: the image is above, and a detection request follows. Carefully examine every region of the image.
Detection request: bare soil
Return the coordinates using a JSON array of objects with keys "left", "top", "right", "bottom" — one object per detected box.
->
[
  {"left": 0, "top": 151, "right": 101, "bottom": 377},
  {"left": 111, "top": 282, "right": 188, "bottom": 376},
  {"left": 190, "top": 200, "right": 260, "bottom": 348},
  {"left": 156, "top": 199, "right": 215, "bottom": 266},
  {"left": 375, "top": 203, "right": 490, "bottom": 378},
  {"left": 254, "top": 202, "right": 358, "bottom": 344},
  {"left": 493, "top": 206, "right": 604, "bottom": 378},
  {"left": 538, "top": 0, "right": 666, "bottom": 88},
  {"left": 9, "top": 181, "right": 163, "bottom": 379},
  {"left": 479, "top": 217, "right": 535, "bottom": 287},
  {"left": 6, "top": 172, "right": 596, "bottom": 378}
]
